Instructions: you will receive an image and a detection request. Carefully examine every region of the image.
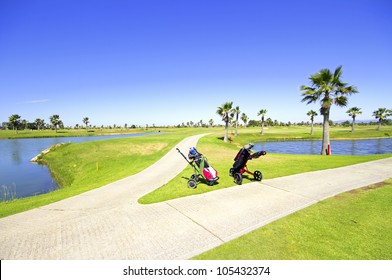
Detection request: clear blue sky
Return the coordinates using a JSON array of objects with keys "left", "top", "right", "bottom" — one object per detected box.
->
[{"left": 1, "top": 0, "right": 391, "bottom": 127}]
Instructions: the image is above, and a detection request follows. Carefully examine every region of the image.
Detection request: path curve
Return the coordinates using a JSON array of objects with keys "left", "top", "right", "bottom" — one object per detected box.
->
[{"left": 0, "top": 134, "right": 391, "bottom": 259}]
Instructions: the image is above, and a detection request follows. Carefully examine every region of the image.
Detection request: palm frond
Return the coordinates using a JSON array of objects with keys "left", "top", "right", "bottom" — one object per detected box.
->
[{"left": 334, "top": 96, "right": 348, "bottom": 107}]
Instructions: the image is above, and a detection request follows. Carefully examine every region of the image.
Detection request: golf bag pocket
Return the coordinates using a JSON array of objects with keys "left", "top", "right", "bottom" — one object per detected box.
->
[{"left": 203, "top": 166, "right": 218, "bottom": 180}]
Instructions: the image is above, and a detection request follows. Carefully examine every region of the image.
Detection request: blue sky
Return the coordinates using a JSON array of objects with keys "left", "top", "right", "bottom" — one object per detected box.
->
[{"left": 1, "top": 0, "right": 391, "bottom": 127}]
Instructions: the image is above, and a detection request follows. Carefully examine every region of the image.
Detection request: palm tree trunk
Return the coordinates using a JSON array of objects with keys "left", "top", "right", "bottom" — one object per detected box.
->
[
  {"left": 378, "top": 120, "right": 381, "bottom": 131},
  {"left": 224, "top": 120, "right": 229, "bottom": 142},
  {"left": 321, "top": 112, "right": 330, "bottom": 155},
  {"left": 310, "top": 120, "right": 314, "bottom": 135},
  {"left": 351, "top": 117, "right": 355, "bottom": 133},
  {"left": 261, "top": 117, "right": 265, "bottom": 135},
  {"left": 235, "top": 114, "right": 239, "bottom": 136}
]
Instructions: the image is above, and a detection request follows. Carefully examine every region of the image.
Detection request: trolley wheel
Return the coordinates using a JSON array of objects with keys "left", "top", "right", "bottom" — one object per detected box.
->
[
  {"left": 254, "top": 170, "right": 263, "bottom": 181},
  {"left": 206, "top": 180, "right": 214, "bottom": 186},
  {"left": 234, "top": 173, "right": 242, "bottom": 185},
  {"left": 229, "top": 168, "right": 234, "bottom": 177},
  {"left": 190, "top": 174, "right": 199, "bottom": 182},
  {"left": 187, "top": 179, "right": 197, "bottom": 189}
]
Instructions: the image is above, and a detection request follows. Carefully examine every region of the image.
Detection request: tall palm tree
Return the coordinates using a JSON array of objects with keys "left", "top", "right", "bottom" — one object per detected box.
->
[
  {"left": 372, "top": 108, "right": 392, "bottom": 131},
  {"left": 231, "top": 106, "right": 240, "bottom": 136},
  {"left": 216, "top": 102, "right": 233, "bottom": 142},
  {"left": 241, "top": 113, "right": 248, "bottom": 127},
  {"left": 50, "top": 114, "right": 61, "bottom": 133},
  {"left": 257, "top": 109, "right": 267, "bottom": 135},
  {"left": 301, "top": 66, "right": 358, "bottom": 155},
  {"left": 307, "top": 110, "right": 318, "bottom": 135},
  {"left": 346, "top": 107, "right": 362, "bottom": 132}
]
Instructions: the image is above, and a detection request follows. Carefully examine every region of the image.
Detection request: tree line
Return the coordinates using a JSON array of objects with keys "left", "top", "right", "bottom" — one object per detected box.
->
[{"left": 2, "top": 115, "right": 92, "bottom": 133}]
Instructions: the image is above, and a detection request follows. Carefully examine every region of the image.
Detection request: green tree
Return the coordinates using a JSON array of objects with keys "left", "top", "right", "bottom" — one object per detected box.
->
[
  {"left": 34, "top": 118, "right": 45, "bottom": 130},
  {"left": 346, "top": 107, "right": 362, "bottom": 132},
  {"left": 9, "top": 114, "right": 21, "bottom": 133},
  {"left": 231, "top": 106, "right": 240, "bottom": 136},
  {"left": 241, "top": 113, "right": 248, "bottom": 127},
  {"left": 208, "top": 119, "right": 214, "bottom": 127},
  {"left": 257, "top": 109, "right": 267, "bottom": 135},
  {"left": 301, "top": 66, "right": 358, "bottom": 155},
  {"left": 49, "top": 115, "right": 61, "bottom": 133},
  {"left": 372, "top": 108, "right": 392, "bottom": 131},
  {"left": 307, "top": 110, "right": 318, "bottom": 135},
  {"left": 83, "top": 117, "right": 89, "bottom": 129},
  {"left": 216, "top": 102, "right": 233, "bottom": 142}
]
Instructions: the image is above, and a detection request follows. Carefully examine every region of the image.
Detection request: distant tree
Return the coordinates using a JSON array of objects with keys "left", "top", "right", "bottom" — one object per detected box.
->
[
  {"left": 346, "top": 107, "right": 362, "bottom": 132},
  {"left": 34, "top": 118, "right": 45, "bottom": 130},
  {"left": 266, "top": 117, "right": 273, "bottom": 126},
  {"left": 307, "top": 110, "right": 318, "bottom": 135},
  {"left": 301, "top": 66, "right": 358, "bottom": 155},
  {"left": 216, "top": 101, "right": 233, "bottom": 142},
  {"left": 372, "top": 108, "right": 392, "bottom": 131},
  {"left": 83, "top": 117, "right": 89, "bottom": 129},
  {"left": 9, "top": 114, "right": 21, "bottom": 133},
  {"left": 49, "top": 115, "right": 61, "bottom": 132},
  {"left": 231, "top": 106, "right": 240, "bottom": 136},
  {"left": 209, "top": 119, "right": 214, "bottom": 127},
  {"left": 241, "top": 113, "right": 248, "bottom": 127},
  {"left": 257, "top": 109, "right": 267, "bottom": 135}
]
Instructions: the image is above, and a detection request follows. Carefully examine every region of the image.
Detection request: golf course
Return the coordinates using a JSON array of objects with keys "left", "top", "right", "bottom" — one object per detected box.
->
[{"left": 0, "top": 125, "right": 391, "bottom": 259}]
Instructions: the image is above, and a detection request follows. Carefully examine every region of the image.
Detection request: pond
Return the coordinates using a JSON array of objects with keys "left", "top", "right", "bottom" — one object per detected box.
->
[
  {"left": 0, "top": 132, "right": 156, "bottom": 201},
  {"left": 254, "top": 138, "right": 392, "bottom": 155}
]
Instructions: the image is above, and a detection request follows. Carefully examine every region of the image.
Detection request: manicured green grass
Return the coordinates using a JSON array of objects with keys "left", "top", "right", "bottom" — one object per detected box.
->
[
  {"left": 138, "top": 134, "right": 392, "bottom": 204},
  {"left": 0, "top": 133, "right": 189, "bottom": 218},
  {"left": 1, "top": 124, "right": 390, "bottom": 140},
  {"left": 0, "top": 128, "right": 150, "bottom": 139},
  {"left": 192, "top": 179, "right": 392, "bottom": 260},
  {"left": 231, "top": 125, "right": 392, "bottom": 144}
]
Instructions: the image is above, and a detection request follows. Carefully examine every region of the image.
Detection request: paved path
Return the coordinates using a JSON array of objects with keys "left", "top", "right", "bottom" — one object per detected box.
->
[{"left": 1, "top": 134, "right": 391, "bottom": 259}]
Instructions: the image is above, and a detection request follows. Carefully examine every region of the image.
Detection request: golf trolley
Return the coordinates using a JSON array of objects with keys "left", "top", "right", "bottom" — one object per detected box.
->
[
  {"left": 176, "top": 147, "right": 219, "bottom": 188},
  {"left": 229, "top": 147, "right": 266, "bottom": 185}
]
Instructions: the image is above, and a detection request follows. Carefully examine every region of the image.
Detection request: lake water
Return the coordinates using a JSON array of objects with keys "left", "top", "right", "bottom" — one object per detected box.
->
[
  {"left": 254, "top": 138, "right": 392, "bottom": 155},
  {"left": 1, "top": 136, "right": 391, "bottom": 201},
  {"left": 0, "top": 133, "right": 155, "bottom": 200}
]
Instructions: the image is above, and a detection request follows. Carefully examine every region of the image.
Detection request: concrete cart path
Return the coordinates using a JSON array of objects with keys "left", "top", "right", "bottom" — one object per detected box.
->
[{"left": 1, "top": 134, "right": 391, "bottom": 259}]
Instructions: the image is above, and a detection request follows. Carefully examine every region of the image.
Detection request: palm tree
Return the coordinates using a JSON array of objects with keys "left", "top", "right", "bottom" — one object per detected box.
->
[
  {"left": 216, "top": 102, "right": 233, "bottom": 142},
  {"left": 208, "top": 119, "right": 214, "bottom": 127},
  {"left": 301, "top": 66, "right": 358, "bottom": 155},
  {"left": 231, "top": 106, "right": 240, "bottom": 136},
  {"left": 257, "top": 109, "right": 267, "bottom": 135},
  {"left": 83, "top": 117, "right": 89, "bottom": 129},
  {"left": 372, "top": 108, "right": 392, "bottom": 131},
  {"left": 9, "top": 114, "right": 21, "bottom": 133},
  {"left": 49, "top": 115, "right": 61, "bottom": 133},
  {"left": 346, "top": 107, "right": 362, "bottom": 133},
  {"left": 307, "top": 110, "right": 318, "bottom": 135},
  {"left": 241, "top": 113, "right": 248, "bottom": 127},
  {"left": 34, "top": 118, "right": 45, "bottom": 130}
]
